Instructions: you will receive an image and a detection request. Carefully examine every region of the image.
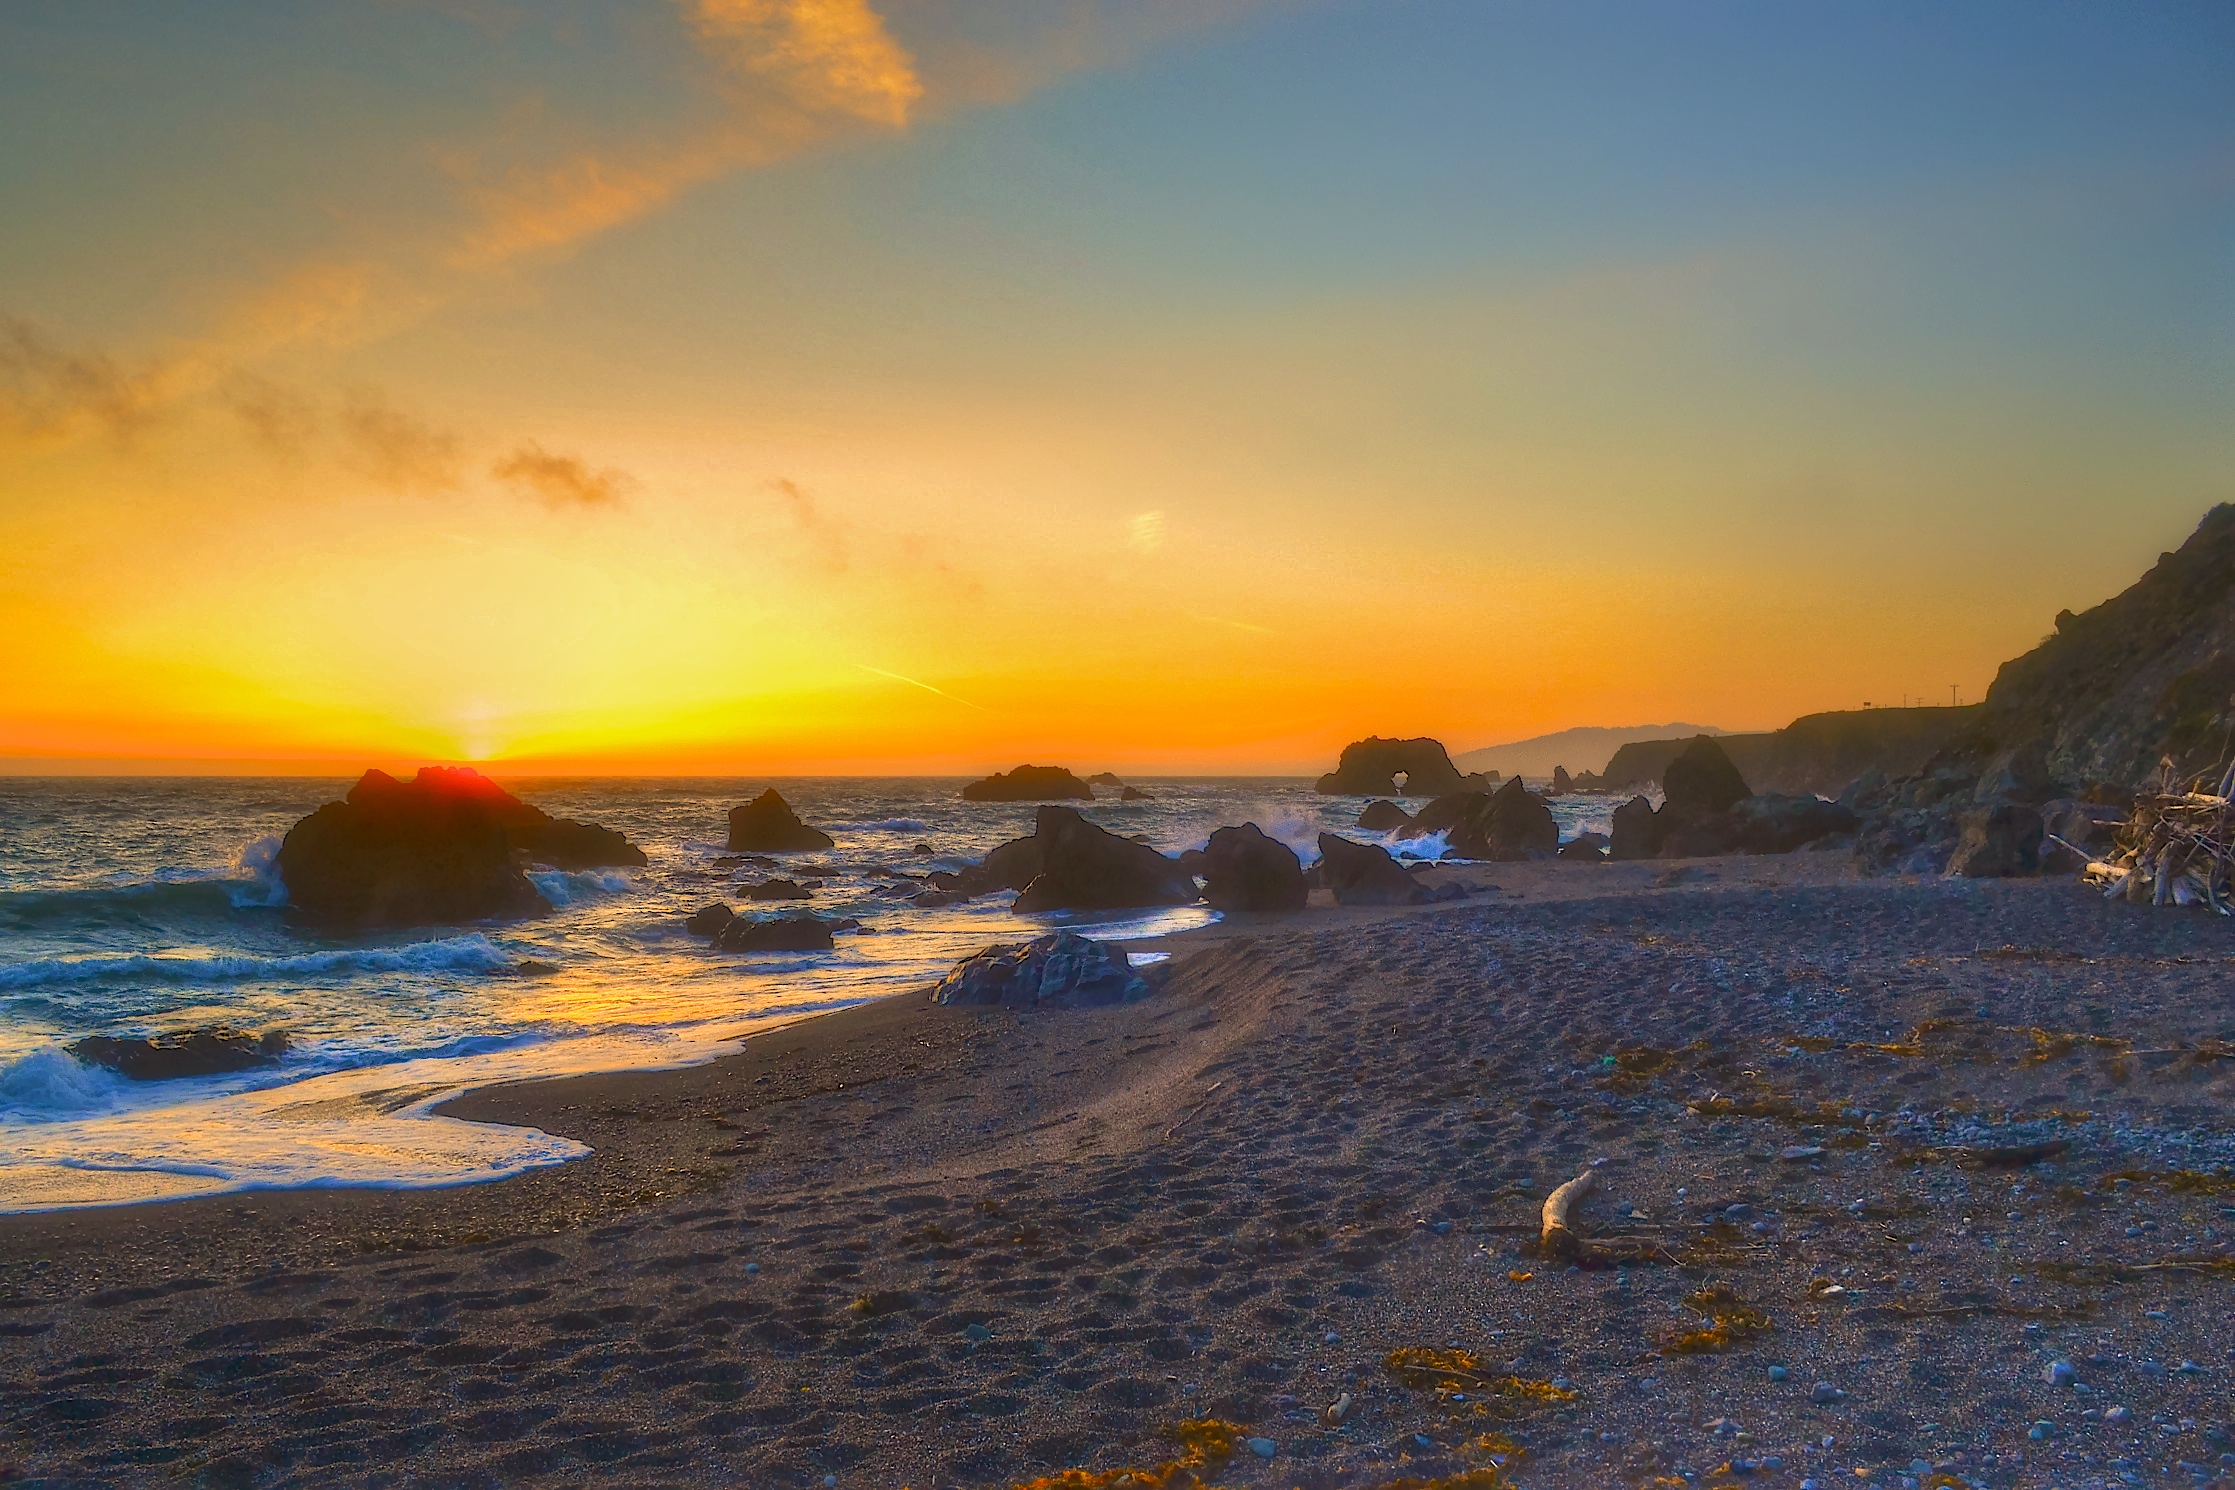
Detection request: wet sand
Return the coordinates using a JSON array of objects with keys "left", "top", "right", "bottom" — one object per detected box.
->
[{"left": 4, "top": 859, "right": 2233, "bottom": 1488}]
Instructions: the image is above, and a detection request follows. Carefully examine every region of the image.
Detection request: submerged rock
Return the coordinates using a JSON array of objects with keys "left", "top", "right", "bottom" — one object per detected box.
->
[
  {"left": 1007, "top": 808, "right": 1199, "bottom": 913},
  {"left": 1314, "top": 737, "right": 1483, "bottom": 797},
  {"left": 70, "top": 1028, "right": 288, "bottom": 1081},
  {"left": 1200, "top": 823, "right": 1308, "bottom": 912},
  {"left": 928, "top": 930, "right": 1145, "bottom": 1009},
  {"left": 1316, "top": 834, "right": 1428, "bottom": 906},
  {"left": 961, "top": 765, "right": 1094, "bottom": 802},
  {"left": 727, "top": 788, "right": 835, "bottom": 853},
  {"left": 710, "top": 913, "right": 837, "bottom": 952}
]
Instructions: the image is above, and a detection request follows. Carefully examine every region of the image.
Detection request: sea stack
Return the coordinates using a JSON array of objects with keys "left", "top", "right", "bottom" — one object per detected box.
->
[{"left": 727, "top": 788, "right": 836, "bottom": 852}]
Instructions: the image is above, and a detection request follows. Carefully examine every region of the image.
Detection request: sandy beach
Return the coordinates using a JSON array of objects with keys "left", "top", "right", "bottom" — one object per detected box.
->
[{"left": 4, "top": 859, "right": 2232, "bottom": 1489}]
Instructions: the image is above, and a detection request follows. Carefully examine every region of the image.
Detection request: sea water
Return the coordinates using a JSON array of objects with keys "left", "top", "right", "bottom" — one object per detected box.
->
[{"left": 0, "top": 777, "right": 1617, "bottom": 1211}]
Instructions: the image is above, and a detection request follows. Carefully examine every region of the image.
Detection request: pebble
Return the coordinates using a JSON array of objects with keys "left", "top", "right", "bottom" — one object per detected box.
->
[
  {"left": 1811, "top": 1382, "right": 1846, "bottom": 1405},
  {"left": 1247, "top": 1438, "right": 1277, "bottom": 1458},
  {"left": 1324, "top": 1331, "right": 1341, "bottom": 1343},
  {"left": 2045, "top": 1361, "right": 2075, "bottom": 1387},
  {"left": 744, "top": 1262, "right": 760, "bottom": 1275},
  {"left": 962, "top": 1323, "right": 991, "bottom": 1342},
  {"left": 2030, "top": 1420, "right": 2055, "bottom": 1441},
  {"left": 823, "top": 1479, "right": 838, "bottom": 1489},
  {"left": 2106, "top": 1406, "right": 2132, "bottom": 1425},
  {"left": 1768, "top": 1366, "right": 1790, "bottom": 1382},
  {"left": 1780, "top": 1145, "right": 1824, "bottom": 1161}
]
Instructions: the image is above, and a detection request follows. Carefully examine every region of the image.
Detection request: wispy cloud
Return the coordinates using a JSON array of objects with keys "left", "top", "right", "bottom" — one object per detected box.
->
[
  {"left": 0, "top": 317, "right": 177, "bottom": 446},
  {"left": 771, "top": 476, "right": 852, "bottom": 569},
  {"left": 855, "top": 662, "right": 992, "bottom": 711},
  {"left": 339, "top": 395, "right": 465, "bottom": 494},
  {"left": 688, "top": 0, "right": 924, "bottom": 126},
  {"left": 491, "top": 442, "right": 634, "bottom": 508}
]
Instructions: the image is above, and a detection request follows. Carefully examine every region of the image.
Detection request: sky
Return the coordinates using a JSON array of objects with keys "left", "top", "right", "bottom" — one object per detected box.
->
[{"left": 2, "top": 0, "right": 2231, "bottom": 774}]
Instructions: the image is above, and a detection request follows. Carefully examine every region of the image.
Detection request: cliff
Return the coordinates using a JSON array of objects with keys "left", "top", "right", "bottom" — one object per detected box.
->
[{"left": 1598, "top": 707, "right": 1981, "bottom": 797}]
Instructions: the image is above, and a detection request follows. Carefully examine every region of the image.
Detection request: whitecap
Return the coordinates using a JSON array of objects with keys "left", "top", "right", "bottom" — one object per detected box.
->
[
  {"left": 226, "top": 835, "right": 289, "bottom": 909},
  {"left": 0, "top": 933, "right": 516, "bottom": 991},
  {"left": 527, "top": 869, "right": 631, "bottom": 906},
  {"left": 0, "top": 1047, "right": 126, "bottom": 1121}
]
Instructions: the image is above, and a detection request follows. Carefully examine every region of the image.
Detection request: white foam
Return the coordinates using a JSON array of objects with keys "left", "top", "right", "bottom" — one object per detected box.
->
[
  {"left": 0, "top": 1048, "right": 127, "bottom": 1121},
  {"left": 0, "top": 933, "right": 515, "bottom": 991},
  {"left": 226, "top": 835, "right": 289, "bottom": 908},
  {"left": 527, "top": 868, "right": 631, "bottom": 906}
]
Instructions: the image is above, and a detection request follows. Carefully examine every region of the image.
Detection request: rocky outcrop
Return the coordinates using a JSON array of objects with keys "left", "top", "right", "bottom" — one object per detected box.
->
[
  {"left": 1609, "top": 796, "right": 1660, "bottom": 861},
  {"left": 1722, "top": 793, "right": 1860, "bottom": 854},
  {"left": 711, "top": 913, "right": 836, "bottom": 952},
  {"left": 1399, "top": 778, "right": 1559, "bottom": 861},
  {"left": 1004, "top": 808, "right": 1198, "bottom": 913},
  {"left": 1663, "top": 737, "right": 1752, "bottom": 816},
  {"left": 685, "top": 903, "right": 735, "bottom": 937},
  {"left": 1314, "top": 738, "right": 1486, "bottom": 797},
  {"left": 928, "top": 931, "right": 1145, "bottom": 1008},
  {"left": 1597, "top": 708, "right": 1984, "bottom": 799},
  {"left": 1945, "top": 802, "right": 2046, "bottom": 878},
  {"left": 1548, "top": 766, "right": 1574, "bottom": 796},
  {"left": 1087, "top": 772, "right": 1125, "bottom": 787},
  {"left": 961, "top": 765, "right": 1094, "bottom": 802},
  {"left": 1559, "top": 833, "right": 1609, "bottom": 862},
  {"left": 69, "top": 1028, "right": 288, "bottom": 1081},
  {"left": 727, "top": 789, "right": 835, "bottom": 852},
  {"left": 278, "top": 769, "right": 556, "bottom": 927},
  {"left": 400, "top": 766, "right": 647, "bottom": 871},
  {"left": 1604, "top": 744, "right": 1857, "bottom": 860},
  {"left": 1199, "top": 824, "right": 1307, "bottom": 912},
  {"left": 1315, "top": 834, "right": 1427, "bottom": 906},
  {"left": 1356, "top": 800, "right": 1412, "bottom": 833},
  {"left": 1120, "top": 786, "right": 1151, "bottom": 801}
]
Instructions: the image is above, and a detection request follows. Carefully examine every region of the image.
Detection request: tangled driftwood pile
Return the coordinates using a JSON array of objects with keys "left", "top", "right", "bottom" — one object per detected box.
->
[{"left": 2079, "top": 781, "right": 2235, "bottom": 913}]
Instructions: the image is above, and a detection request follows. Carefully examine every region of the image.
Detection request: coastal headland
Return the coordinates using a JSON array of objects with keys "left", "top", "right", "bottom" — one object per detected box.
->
[{"left": 4, "top": 858, "right": 2231, "bottom": 1488}]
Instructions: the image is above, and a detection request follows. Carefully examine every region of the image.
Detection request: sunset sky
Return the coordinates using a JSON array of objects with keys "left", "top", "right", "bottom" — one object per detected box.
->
[{"left": 3, "top": 1, "right": 2230, "bottom": 773}]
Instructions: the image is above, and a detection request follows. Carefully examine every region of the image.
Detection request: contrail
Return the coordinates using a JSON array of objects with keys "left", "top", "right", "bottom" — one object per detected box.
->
[{"left": 855, "top": 664, "right": 993, "bottom": 713}]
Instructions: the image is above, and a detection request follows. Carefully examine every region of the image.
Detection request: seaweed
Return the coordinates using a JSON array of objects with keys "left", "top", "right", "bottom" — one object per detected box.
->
[
  {"left": 1004, "top": 1419, "right": 1242, "bottom": 1490},
  {"left": 1662, "top": 1284, "right": 1772, "bottom": 1355},
  {"left": 2100, "top": 1168, "right": 2235, "bottom": 1196},
  {"left": 1382, "top": 1349, "right": 1576, "bottom": 1414}
]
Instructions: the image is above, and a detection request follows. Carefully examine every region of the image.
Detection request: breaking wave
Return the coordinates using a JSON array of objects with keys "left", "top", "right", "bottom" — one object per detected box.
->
[{"left": 0, "top": 934, "right": 515, "bottom": 992}]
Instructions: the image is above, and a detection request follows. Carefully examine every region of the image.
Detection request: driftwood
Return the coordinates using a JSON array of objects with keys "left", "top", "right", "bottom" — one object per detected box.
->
[
  {"left": 2082, "top": 788, "right": 2235, "bottom": 914},
  {"left": 1539, "top": 1169, "right": 1598, "bottom": 1259}
]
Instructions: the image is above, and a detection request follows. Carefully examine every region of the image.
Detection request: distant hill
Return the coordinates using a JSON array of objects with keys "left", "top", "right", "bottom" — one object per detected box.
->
[
  {"left": 1598, "top": 707, "right": 1980, "bottom": 797},
  {"left": 1454, "top": 724, "right": 1725, "bottom": 780}
]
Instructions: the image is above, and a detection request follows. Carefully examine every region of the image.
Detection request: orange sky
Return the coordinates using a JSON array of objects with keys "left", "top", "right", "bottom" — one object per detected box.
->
[{"left": 3, "top": 1, "right": 2228, "bottom": 774}]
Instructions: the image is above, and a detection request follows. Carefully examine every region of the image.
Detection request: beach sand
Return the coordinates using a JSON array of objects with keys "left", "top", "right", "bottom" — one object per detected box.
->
[{"left": 4, "top": 859, "right": 2233, "bottom": 1488}]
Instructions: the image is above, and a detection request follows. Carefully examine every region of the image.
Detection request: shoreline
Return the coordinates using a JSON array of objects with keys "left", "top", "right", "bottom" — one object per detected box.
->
[{"left": 5, "top": 858, "right": 2230, "bottom": 1487}]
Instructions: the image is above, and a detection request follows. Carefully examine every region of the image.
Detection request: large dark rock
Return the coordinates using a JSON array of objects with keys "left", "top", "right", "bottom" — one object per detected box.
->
[
  {"left": 1946, "top": 803, "right": 2045, "bottom": 878},
  {"left": 685, "top": 903, "right": 735, "bottom": 937},
  {"left": 397, "top": 766, "right": 646, "bottom": 870},
  {"left": 928, "top": 930, "right": 1145, "bottom": 1008},
  {"left": 1609, "top": 795, "right": 1661, "bottom": 861},
  {"left": 1120, "top": 786, "right": 1151, "bottom": 801},
  {"left": 727, "top": 789, "right": 835, "bottom": 852},
  {"left": 1559, "top": 832, "right": 1610, "bottom": 862},
  {"left": 1401, "top": 779, "right": 1559, "bottom": 861},
  {"left": 1315, "top": 737, "right": 1483, "bottom": 797},
  {"left": 1662, "top": 737, "right": 1752, "bottom": 815},
  {"left": 1356, "top": 800, "right": 1413, "bottom": 833},
  {"left": 1199, "top": 824, "right": 1307, "bottom": 912},
  {"left": 741, "top": 878, "right": 813, "bottom": 901},
  {"left": 69, "top": 1028, "right": 288, "bottom": 1081},
  {"left": 1548, "top": 766, "right": 1574, "bottom": 796},
  {"left": 1008, "top": 807, "right": 1198, "bottom": 912},
  {"left": 1315, "top": 834, "right": 1428, "bottom": 906},
  {"left": 961, "top": 765, "right": 1094, "bottom": 802},
  {"left": 1724, "top": 794, "right": 1861, "bottom": 854},
  {"left": 277, "top": 768, "right": 561, "bottom": 927},
  {"left": 711, "top": 912, "right": 837, "bottom": 952}
]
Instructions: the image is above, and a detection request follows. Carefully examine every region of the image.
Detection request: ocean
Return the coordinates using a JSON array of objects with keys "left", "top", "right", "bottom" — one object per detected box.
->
[{"left": 0, "top": 776, "right": 1617, "bottom": 1212}]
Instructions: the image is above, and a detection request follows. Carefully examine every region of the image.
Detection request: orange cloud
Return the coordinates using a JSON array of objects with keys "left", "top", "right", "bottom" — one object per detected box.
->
[
  {"left": 688, "top": 0, "right": 925, "bottom": 126},
  {"left": 339, "top": 395, "right": 465, "bottom": 493},
  {"left": 492, "top": 443, "right": 635, "bottom": 508}
]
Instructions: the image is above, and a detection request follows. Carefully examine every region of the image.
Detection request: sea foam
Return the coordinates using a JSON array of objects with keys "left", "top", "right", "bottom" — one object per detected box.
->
[{"left": 0, "top": 934, "right": 515, "bottom": 991}]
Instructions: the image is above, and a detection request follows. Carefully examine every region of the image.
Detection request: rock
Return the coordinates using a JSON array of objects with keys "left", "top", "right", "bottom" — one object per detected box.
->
[
  {"left": 512, "top": 959, "right": 559, "bottom": 976},
  {"left": 710, "top": 913, "right": 836, "bottom": 952},
  {"left": 1006, "top": 808, "right": 1199, "bottom": 912},
  {"left": 961, "top": 765, "right": 1094, "bottom": 802},
  {"left": 1315, "top": 834, "right": 1428, "bottom": 906},
  {"left": 726, "top": 789, "right": 836, "bottom": 852},
  {"left": 1723, "top": 793, "right": 1861, "bottom": 854},
  {"left": 1972, "top": 738, "right": 2056, "bottom": 805},
  {"left": 1398, "top": 778, "right": 1558, "bottom": 861},
  {"left": 2037, "top": 797, "right": 2128, "bottom": 871},
  {"left": 1549, "top": 766, "right": 1574, "bottom": 796},
  {"left": 911, "top": 841, "right": 935, "bottom": 855},
  {"left": 1946, "top": 802, "right": 2045, "bottom": 877},
  {"left": 276, "top": 768, "right": 561, "bottom": 927},
  {"left": 1199, "top": 824, "right": 1308, "bottom": 912},
  {"left": 1120, "top": 786, "right": 1151, "bottom": 801},
  {"left": 2045, "top": 1360, "right": 2075, "bottom": 1387},
  {"left": 1356, "top": 800, "right": 1413, "bottom": 833},
  {"left": 1245, "top": 1438, "right": 1277, "bottom": 1459},
  {"left": 1663, "top": 736, "right": 1752, "bottom": 815},
  {"left": 1559, "top": 832, "right": 1610, "bottom": 862},
  {"left": 741, "top": 877, "right": 814, "bottom": 901},
  {"left": 911, "top": 890, "right": 963, "bottom": 908},
  {"left": 927, "top": 930, "right": 1145, "bottom": 1008},
  {"left": 1811, "top": 1382, "right": 1846, "bottom": 1405},
  {"left": 1609, "top": 795, "right": 1662, "bottom": 861},
  {"left": 68, "top": 1028, "right": 288, "bottom": 1081},
  {"left": 1314, "top": 737, "right": 1482, "bottom": 797},
  {"left": 1086, "top": 772, "right": 1124, "bottom": 787},
  {"left": 685, "top": 903, "right": 736, "bottom": 937}
]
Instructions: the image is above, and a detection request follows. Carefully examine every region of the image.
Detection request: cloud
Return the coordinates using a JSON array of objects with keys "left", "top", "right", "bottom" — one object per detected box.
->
[
  {"left": 0, "top": 317, "right": 175, "bottom": 445},
  {"left": 771, "top": 476, "right": 851, "bottom": 568},
  {"left": 688, "top": 0, "right": 924, "bottom": 126},
  {"left": 222, "top": 374, "right": 322, "bottom": 458},
  {"left": 491, "top": 442, "right": 634, "bottom": 508},
  {"left": 339, "top": 395, "right": 465, "bottom": 494},
  {"left": 1127, "top": 509, "right": 1167, "bottom": 554}
]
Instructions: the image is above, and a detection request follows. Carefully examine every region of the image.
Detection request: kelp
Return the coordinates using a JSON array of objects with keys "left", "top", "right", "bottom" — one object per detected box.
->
[
  {"left": 1662, "top": 1284, "right": 1772, "bottom": 1355},
  {"left": 1005, "top": 1420, "right": 1242, "bottom": 1490}
]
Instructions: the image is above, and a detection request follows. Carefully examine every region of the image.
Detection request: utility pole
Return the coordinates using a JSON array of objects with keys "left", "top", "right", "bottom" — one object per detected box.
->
[{"left": 1950, "top": 684, "right": 1959, "bottom": 708}]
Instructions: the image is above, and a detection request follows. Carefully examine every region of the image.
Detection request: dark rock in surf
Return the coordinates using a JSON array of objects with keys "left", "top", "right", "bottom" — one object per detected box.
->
[
  {"left": 710, "top": 912, "right": 836, "bottom": 952},
  {"left": 741, "top": 878, "right": 813, "bottom": 901},
  {"left": 1199, "top": 823, "right": 1308, "bottom": 913},
  {"left": 961, "top": 765, "right": 1095, "bottom": 802},
  {"left": 1087, "top": 772, "right": 1125, "bottom": 787},
  {"left": 1548, "top": 766, "right": 1575, "bottom": 796},
  {"left": 1398, "top": 778, "right": 1559, "bottom": 861},
  {"left": 1120, "top": 786, "right": 1151, "bottom": 801},
  {"left": 1315, "top": 833, "right": 1428, "bottom": 906},
  {"left": 1356, "top": 800, "right": 1413, "bottom": 833},
  {"left": 929, "top": 930, "right": 1145, "bottom": 1009},
  {"left": 70, "top": 1028, "right": 288, "bottom": 1082},
  {"left": 1010, "top": 808, "right": 1198, "bottom": 913},
  {"left": 684, "top": 903, "right": 735, "bottom": 937},
  {"left": 727, "top": 788, "right": 835, "bottom": 853}
]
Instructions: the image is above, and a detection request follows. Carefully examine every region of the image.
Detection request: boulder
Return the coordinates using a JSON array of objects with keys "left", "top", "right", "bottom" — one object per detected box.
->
[
  {"left": 1724, "top": 794, "right": 1861, "bottom": 854},
  {"left": 711, "top": 912, "right": 837, "bottom": 952},
  {"left": 1402, "top": 779, "right": 1559, "bottom": 861},
  {"left": 1356, "top": 800, "right": 1413, "bottom": 833},
  {"left": 1120, "top": 786, "right": 1151, "bottom": 801},
  {"left": 1946, "top": 803, "right": 2046, "bottom": 878},
  {"left": 1008, "top": 807, "right": 1199, "bottom": 913},
  {"left": 1315, "top": 834, "right": 1428, "bottom": 906},
  {"left": 1559, "top": 833, "right": 1610, "bottom": 862},
  {"left": 1662, "top": 737, "right": 1752, "bottom": 815},
  {"left": 1609, "top": 795, "right": 1661, "bottom": 861},
  {"left": 1971, "top": 739, "right": 2056, "bottom": 805},
  {"left": 1314, "top": 737, "right": 1482, "bottom": 797},
  {"left": 727, "top": 789, "right": 836, "bottom": 852},
  {"left": 374, "top": 766, "right": 648, "bottom": 871},
  {"left": 684, "top": 902, "right": 735, "bottom": 937},
  {"left": 741, "top": 878, "right": 813, "bottom": 901},
  {"left": 1199, "top": 824, "right": 1308, "bottom": 912},
  {"left": 277, "top": 768, "right": 558, "bottom": 927},
  {"left": 1548, "top": 766, "right": 1575, "bottom": 796},
  {"left": 68, "top": 1028, "right": 288, "bottom": 1081},
  {"left": 961, "top": 765, "right": 1094, "bottom": 802},
  {"left": 928, "top": 930, "right": 1146, "bottom": 1009},
  {"left": 1087, "top": 772, "right": 1125, "bottom": 787}
]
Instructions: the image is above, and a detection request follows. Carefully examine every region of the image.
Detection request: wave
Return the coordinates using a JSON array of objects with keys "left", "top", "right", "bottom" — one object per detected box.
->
[
  {"left": 0, "top": 934, "right": 515, "bottom": 992},
  {"left": 227, "top": 836, "right": 289, "bottom": 908},
  {"left": 829, "top": 817, "right": 930, "bottom": 832},
  {"left": 527, "top": 868, "right": 631, "bottom": 906},
  {"left": 0, "top": 879, "right": 257, "bottom": 931},
  {"left": 0, "top": 1047, "right": 127, "bottom": 1120}
]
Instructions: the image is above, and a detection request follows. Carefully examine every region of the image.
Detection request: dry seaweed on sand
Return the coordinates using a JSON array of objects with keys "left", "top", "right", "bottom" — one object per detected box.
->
[
  {"left": 1660, "top": 1283, "right": 1772, "bottom": 1355},
  {"left": 1005, "top": 1420, "right": 1243, "bottom": 1490},
  {"left": 1382, "top": 1348, "right": 1578, "bottom": 1415}
]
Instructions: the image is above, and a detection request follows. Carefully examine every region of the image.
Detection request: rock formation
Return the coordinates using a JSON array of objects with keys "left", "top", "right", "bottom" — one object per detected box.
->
[
  {"left": 1662, "top": 737, "right": 1753, "bottom": 816},
  {"left": 1356, "top": 800, "right": 1413, "bottom": 833},
  {"left": 1945, "top": 802, "right": 2046, "bottom": 878},
  {"left": 727, "top": 789, "right": 835, "bottom": 852},
  {"left": 684, "top": 903, "right": 735, "bottom": 937},
  {"left": 961, "top": 765, "right": 1095, "bottom": 802},
  {"left": 1596, "top": 709, "right": 1983, "bottom": 799},
  {"left": 69, "top": 1028, "right": 288, "bottom": 1081},
  {"left": 1548, "top": 766, "right": 1574, "bottom": 796},
  {"left": 740, "top": 878, "right": 813, "bottom": 901},
  {"left": 1314, "top": 737, "right": 1485, "bottom": 797},
  {"left": 1558, "top": 832, "right": 1610, "bottom": 862},
  {"left": 928, "top": 930, "right": 1146, "bottom": 1008},
  {"left": 1086, "top": 772, "right": 1125, "bottom": 787},
  {"left": 1001, "top": 807, "right": 1199, "bottom": 912},
  {"left": 1315, "top": 834, "right": 1428, "bottom": 906},
  {"left": 1398, "top": 778, "right": 1560, "bottom": 861},
  {"left": 1199, "top": 824, "right": 1308, "bottom": 912},
  {"left": 1120, "top": 786, "right": 1151, "bottom": 801},
  {"left": 711, "top": 912, "right": 837, "bottom": 952}
]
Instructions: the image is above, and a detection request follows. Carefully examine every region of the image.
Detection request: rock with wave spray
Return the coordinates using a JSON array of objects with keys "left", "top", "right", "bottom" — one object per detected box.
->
[
  {"left": 928, "top": 930, "right": 1146, "bottom": 1009},
  {"left": 1315, "top": 833, "right": 1428, "bottom": 906},
  {"left": 1199, "top": 823, "right": 1308, "bottom": 912},
  {"left": 1010, "top": 807, "right": 1199, "bottom": 913},
  {"left": 1396, "top": 778, "right": 1559, "bottom": 861},
  {"left": 961, "top": 765, "right": 1095, "bottom": 802},
  {"left": 726, "top": 788, "right": 836, "bottom": 852},
  {"left": 277, "top": 767, "right": 647, "bottom": 927},
  {"left": 69, "top": 1028, "right": 288, "bottom": 1082}
]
